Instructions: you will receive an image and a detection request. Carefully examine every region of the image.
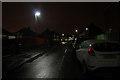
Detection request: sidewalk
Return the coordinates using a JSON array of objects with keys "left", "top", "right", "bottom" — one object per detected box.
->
[{"left": 2, "top": 45, "right": 58, "bottom": 74}]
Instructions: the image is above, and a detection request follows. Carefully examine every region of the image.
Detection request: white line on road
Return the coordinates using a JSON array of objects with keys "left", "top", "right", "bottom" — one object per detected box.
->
[
  {"left": 59, "top": 48, "right": 68, "bottom": 67},
  {"left": 64, "top": 49, "right": 67, "bottom": 53},
  {"left": 60, "top": 56, "right": 65, "bottom": 68}
]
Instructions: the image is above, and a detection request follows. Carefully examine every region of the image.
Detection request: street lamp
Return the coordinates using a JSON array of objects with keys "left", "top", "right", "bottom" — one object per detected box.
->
[
  {"left": 75, "top": 29, "right": 78, "bottom": 33},
  {"left": 35, "top": 11, "right": 40, "bottom": 23},
  {"left": 86, "top": 28, "right": 88, "bottom": 31},
  {"left": 62, "top": 34, "right": 64, "bottom": 36}
]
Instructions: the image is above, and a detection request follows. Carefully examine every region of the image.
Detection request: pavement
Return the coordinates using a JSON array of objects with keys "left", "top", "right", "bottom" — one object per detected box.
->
[{"left": 2, "top": 44, "right": 58, "bottom": 74}]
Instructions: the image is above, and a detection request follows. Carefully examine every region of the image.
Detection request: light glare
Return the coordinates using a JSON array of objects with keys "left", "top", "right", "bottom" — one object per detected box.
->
[
  {"left": 86, "top": 28, "right": 88, "bottom": 31},
  {"left": 62, "top": 34, "right": 64, "bottom": 36},
  {"left": 75, "top": 30, "right": 78, "bottom": 32},
  {"left": 35, "top": 12, "right": 40, "bottom": 16}
]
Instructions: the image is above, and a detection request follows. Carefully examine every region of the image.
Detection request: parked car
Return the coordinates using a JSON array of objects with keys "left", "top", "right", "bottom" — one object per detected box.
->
[{"left": 76, "top": 40, "right": 120, "bottom": 73}]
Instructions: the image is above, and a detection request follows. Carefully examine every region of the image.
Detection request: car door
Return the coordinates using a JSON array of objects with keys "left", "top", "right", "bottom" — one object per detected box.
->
[{"left": 76, "top": 41, "right": 89, "bottom": 64}]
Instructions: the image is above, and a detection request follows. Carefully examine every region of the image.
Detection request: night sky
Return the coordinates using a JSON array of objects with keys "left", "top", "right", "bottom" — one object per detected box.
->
[{"left": 3, "top": 2, "right": 118, "bottom": 34}]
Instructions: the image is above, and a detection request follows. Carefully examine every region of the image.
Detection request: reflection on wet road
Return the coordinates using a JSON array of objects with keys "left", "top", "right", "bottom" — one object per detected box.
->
[
  {"left": 4, "top": 45, "right": 64, "bottom": 78},
  {"left": 3, "top": 44, "right": 120, "bottom": 79}
]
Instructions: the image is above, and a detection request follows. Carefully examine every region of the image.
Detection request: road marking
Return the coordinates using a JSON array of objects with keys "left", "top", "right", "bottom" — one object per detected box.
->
[
  {"left": 64, "top": 49, "right": 67, "bottom": 53},
  {"left": 60, "top": 56, "right": 65, "bottom": 68},
  {"left": 60, "top": 48, "right": 68, "bottom": 66}
]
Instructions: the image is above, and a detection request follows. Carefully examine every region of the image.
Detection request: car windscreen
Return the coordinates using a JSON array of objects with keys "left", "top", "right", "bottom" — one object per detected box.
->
[{"left": 92, "top": 42, "right": 120, "bottom": 52}]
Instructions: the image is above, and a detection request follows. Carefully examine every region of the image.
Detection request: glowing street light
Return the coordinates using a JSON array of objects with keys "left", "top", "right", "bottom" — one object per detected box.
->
[
  {"left": 62, "top": 34, "right": 64, "bottom": 36},
  {"left": 35, "top": 12, "right": 40, "bottom": 16},
  {"left": 75, "top": 29, "right": 78, "bottom": 33},
  {"left": 35, "top": 11, "right": 40, "bottom": 22},
  {"left": 86, "top": 28, "right": 88, "bottom": 31}
]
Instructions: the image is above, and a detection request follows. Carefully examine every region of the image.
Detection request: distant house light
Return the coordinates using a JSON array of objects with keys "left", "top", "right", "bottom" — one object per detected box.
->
[
  {"left": 86, "top": 28, "right": 88, "bottom": 31},
  {"left": 2, "top": 35, "right": 7, "bottom": 38},
  {"left": 8, "top": 36, "right": 15, "bottom": 39},
  {"left": 65, "top": 39, "right": 68, "bottom": 41},
  {"left": 62, "top": 34, "right": 64, "bottom": 36},
  {"left": 75, "top": 38, "right": 77, "bottom": 40}
]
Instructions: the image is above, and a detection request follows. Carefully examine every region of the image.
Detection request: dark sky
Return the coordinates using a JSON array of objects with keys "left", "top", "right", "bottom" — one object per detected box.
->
[{"left": 3, "top": 2, "right": 119, "bottom": 34}]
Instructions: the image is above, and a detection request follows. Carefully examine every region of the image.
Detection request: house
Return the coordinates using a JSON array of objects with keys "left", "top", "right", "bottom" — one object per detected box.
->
[
  {"left": 79, "top": 24, "right": 104, "bottom": 39},
  {"left": 15, "top": 27, "right": 38, "bottom": 38},
  {"left": 2, "top": 28, "right": 15, "bottom": 39}
]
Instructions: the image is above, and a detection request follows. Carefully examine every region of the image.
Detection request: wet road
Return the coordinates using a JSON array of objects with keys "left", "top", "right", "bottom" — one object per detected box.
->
[
  {"left": 3, "top": 44, "right": 120, "bottom": 80},
  {"left": 3, "top": 44, "right": 65, "bottom": 78}
]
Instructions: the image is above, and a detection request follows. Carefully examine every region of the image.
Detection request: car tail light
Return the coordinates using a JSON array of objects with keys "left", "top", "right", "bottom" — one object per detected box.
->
[{"left": 88, "top": 47, "right": 95, "bottom": 56}]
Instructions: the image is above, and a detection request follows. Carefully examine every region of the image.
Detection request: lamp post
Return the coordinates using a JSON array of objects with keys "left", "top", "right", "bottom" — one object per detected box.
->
[
  {"left": 75, "top": 30, "right": 78, "bottom": 41},
  {"left": 75, "top": 29, "right": 78, "bottom": 33},
  {"left": 86, "top": 28, "right": 88, "bottom": 31},
  {"left": 35, "top": 11, "right": 40, "bottom": 23},
  {"left": 62, "top": 34, "right": 64, "bottom": 36}
]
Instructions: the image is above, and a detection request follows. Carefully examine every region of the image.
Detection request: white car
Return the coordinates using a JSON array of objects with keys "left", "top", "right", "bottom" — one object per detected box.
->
[{"left": 76, "top": 40, "right": 120, "bottom": 73}]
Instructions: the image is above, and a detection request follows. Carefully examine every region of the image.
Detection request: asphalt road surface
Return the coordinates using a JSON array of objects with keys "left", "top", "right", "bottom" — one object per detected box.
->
[
  {"left": 2, "top": 43, "right": 120, "bottom": 80},
  {"left": 3, "top": 44, "right": 65, "bottom": 78}
]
